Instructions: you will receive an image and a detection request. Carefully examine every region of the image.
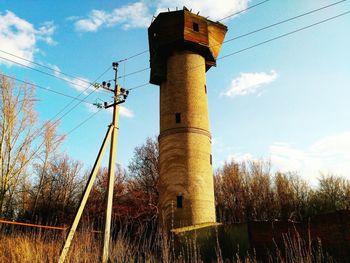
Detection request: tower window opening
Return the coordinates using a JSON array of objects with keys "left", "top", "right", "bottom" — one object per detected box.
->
[
  {"left": 177, "top": 195, "right": 183, "bottom": 208},
  {"left": 175, "top": 113, "right": 181, "bottom": 123},
  {"left": 210, "top": 154, "right": 213, "bottom": 165},
  {"left": 204, "top": 84, "right": 207, "bottom": 94},
  {"left": 192, "top": 22, "right": 199, "bottom": 32}
]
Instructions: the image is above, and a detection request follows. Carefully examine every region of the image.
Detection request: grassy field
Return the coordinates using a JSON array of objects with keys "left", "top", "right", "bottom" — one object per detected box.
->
[
  {"left": 0, "top": 231, "right": 160, "bottom": 262},
  {"left": 0, "top": 226, "right": 336, "bottom": 263}
]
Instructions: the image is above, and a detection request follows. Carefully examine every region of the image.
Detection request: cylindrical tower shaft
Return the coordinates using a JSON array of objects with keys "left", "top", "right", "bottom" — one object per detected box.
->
[
  {"left": 158, "top": 51, "right": 215, "bottom": 228},
  {"left": 148, "top": 8, "right": 227, "bottom": 229}
]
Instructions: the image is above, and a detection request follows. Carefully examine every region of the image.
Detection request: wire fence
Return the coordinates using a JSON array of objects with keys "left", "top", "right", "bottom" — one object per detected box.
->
[{"left": 0, "top": 219, "right": 102, "bottom": 233}]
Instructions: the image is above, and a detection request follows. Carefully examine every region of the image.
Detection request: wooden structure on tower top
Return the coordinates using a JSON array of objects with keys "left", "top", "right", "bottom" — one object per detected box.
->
[{"left": 148, "top": 7, "right": 228, "bottom": 85}]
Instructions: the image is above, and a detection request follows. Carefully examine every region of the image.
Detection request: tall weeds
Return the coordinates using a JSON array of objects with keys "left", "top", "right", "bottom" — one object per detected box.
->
[{"left": 0, "top": 226, "right": 336, "bottom": 262}]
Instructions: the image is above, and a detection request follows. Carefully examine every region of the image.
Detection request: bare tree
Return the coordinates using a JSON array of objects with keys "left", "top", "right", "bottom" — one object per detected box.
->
[
  {"left": 215, "top": 161, "right": 250, "bottom": 223},
  {"left": 128, "top": 137, "right": 159, "bottom": 198},
  {"left": 311, "top": 173, "right": 348, "bottom": 213},
  {"left": 216, "top": 160, "right": 275, "bottom": 222},
  {"left": 29, "top": 155, "right": 83, "bottom": 224},
  {"left": 31, "top": 120, "right": 65, "bottom": 218},
  {"left": 0, "top": 76, "right": 44, "bottom": 218}
]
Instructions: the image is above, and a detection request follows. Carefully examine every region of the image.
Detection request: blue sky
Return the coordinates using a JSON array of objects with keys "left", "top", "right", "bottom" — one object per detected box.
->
[{"left": 0, "top": 0, "right": 349, "bottom": 184}]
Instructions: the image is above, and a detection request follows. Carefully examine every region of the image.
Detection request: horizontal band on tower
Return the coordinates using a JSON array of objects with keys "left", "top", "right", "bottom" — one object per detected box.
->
[{"left": 159, "top": 127, "right": 211, "bottom": 141}]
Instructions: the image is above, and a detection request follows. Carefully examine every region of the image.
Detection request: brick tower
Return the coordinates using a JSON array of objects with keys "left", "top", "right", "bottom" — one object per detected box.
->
[{"left": 148, "top": 8, "right": 227, "bottom": 229}]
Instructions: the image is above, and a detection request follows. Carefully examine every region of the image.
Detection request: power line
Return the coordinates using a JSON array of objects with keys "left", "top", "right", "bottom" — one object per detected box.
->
[
  {"left": 35, "top": 67, "right": 111, "bottom": 149},
  {"left": 0, "top": 49, "right": 138, "bottom": 88},
  {"left": 222, "top": 0, "right": 347, "bottom": 44},
  {"left": 127, "top": 82, "right": 150, "bottom": 91},
  {"left": 12, "top": 7, "right": 348, "bottom": 147},
  {"left": 66, "top": 109, "right": 103, "bottom": 135},
  {"left": 0, "top": 67, "right": 110, "bottom": 143},
  {"left": 0, "top": 0, "right": 271, "bottom": 88},
  {"left": 6, "top": 2, "right": 344, "bottom": 135},
  {"left": 0, "top": 46, "right": 147, "bottom": 94},
  {"left": 0, "top": 73, "right": 95, "bottom": 105},
  {"left": 218, "top": 0, "right": 271, "bottom": 21},
  {"left": 64, "top": 3, "right": 276, "bottom": 137},
  {"left": 110, "top": 0, "right": 273, "bottom": 80},
  {"left": 65, "top": 66, "right": 129, "bottom": 136},
  {"left": 54, "top": 8, "right": 350, "bottom": 136},
  {"left": 0, "top": 52, "right": 112, "bottom": 147},
  {"left": 48, "top": 65, "right": 111, "bottom": 123},
  {"left": 13, "top": 65, "right": 112, "bottom": 144},
  {"left": 117, "top": 67, "right": 150, "bottom": 80},
  {"left": 115, "top": 0, "right": 271, "bottom": 63},
  {"left": 115, "top": 0, "right": 347, "bottom": 81},
  {"left": 0, "top": 49, "right": 92, "bottom": 86},
  {"left": 0, "top": 45, "right": 145, "bottom": 89},
  {"left": 218, "top": 11, "right": 350, "bottom": 61},
  {"left": 0, "top": 55, "right": 95, "bottom": 90},
  {"left": 125, "top": 10, "right": 350, "bottom": 94},
  {"left": 119, "top": 50, "right": 149, "bottom": 62}
]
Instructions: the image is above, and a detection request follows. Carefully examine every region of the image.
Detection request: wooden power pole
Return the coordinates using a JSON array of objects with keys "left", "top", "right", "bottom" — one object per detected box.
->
[{"left": 58, "top": 62, "right": 129, "bottom": 263}]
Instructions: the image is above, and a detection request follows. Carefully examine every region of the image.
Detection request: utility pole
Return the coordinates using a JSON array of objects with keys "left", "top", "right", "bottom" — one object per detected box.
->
[
  {"left": 58, "top": 62, "right": 129, "bottom": 263},
  {"left": 102, "top": 61, "right": 119, "bottom": 263}
]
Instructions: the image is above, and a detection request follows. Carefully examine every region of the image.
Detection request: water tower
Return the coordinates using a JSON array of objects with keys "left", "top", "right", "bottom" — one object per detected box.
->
[{"left": 148, "top": 8, "right": 227, "bottom": 228}]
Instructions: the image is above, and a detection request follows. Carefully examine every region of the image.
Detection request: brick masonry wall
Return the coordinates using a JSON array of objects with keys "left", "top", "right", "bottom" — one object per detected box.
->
[{"left": 158, "top": 51, "right": 215, "bottom": 228}]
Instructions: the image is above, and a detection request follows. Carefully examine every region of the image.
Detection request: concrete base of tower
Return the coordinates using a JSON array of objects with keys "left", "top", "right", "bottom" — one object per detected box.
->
[
  {"left": 172, "top": 223, "right": 250, "bottom": 263},
  {"left": 171, "top": 222, "right": 222, "bottom": 234}
]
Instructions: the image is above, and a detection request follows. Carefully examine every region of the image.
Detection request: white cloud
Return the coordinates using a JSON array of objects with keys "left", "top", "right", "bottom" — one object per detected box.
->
[
  {"left": 86, "top": 103, "right": 99, "bottom": 113},
  {"left": 75, "top": 10, "right": 106, "bottom": 32},
  {"left": 156, "top": 0, "right": 249, "bottom": 21},
  {"left": 226, "top": 132, "right": 350, "bottom": 184},
  {"left": 66, "top": 16, "right": 81, "bottom": 22},
  {"left": 269, "top": 143, "right": 313, "bottom": 173},
  {"left": 50, "top": 64, "right": 93, "bottom": 93},
  {"left": 119, "top": 106, "right": 134, "bottom": 118},
  {"left": 106, "top": 105, "right": 135, "bottom": 118},
  {"left": 36, "top": 21, "right": 56, "bottom": 45},
  {"left": 75, "top": 2, "right": 151, "bottom": 32},
  {"left": 310, "top": 132, "right": 350, "bottom": 157},
  {"left": 87, "top": 104, "right": 134, "bottom": 118},
  {"left": 269, "top": 133, "right": 350, "bottom": 183},
  {"left": 73, "top": 0, "right": 249, "bottom": 32},
  {"left": 0, "top": 11, "right": 56, "bottom": 66},
  {"left": 223, "top": 70, "right": 278, "bottom": 97},
  {"left": 227, "top": 153, "right": 258, "bottom": 163},
  {"left": 69, "top": 77, "right": 92, "bottom": 92}
]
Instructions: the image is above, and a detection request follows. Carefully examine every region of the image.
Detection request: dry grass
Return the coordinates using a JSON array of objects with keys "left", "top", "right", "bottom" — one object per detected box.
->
[
  {"left": 0, "top": 225, "right": 169, "bottom": 263},
  {"left": 0, "top": 227, "right": 336, "bottom": 263},
  {"left": 0, "top": 233, "right": 154, "bottom": 263},
  {"left": 0, "top": 233, "right": 60, "bottom": 263}
]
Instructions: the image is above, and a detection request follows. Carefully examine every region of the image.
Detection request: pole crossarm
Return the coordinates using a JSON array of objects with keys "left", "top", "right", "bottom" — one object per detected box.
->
[{"left": 104, "top": 99, "right": 125, "bottom": 109}]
